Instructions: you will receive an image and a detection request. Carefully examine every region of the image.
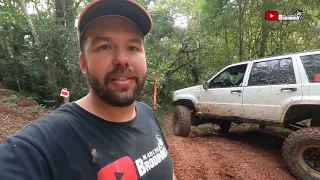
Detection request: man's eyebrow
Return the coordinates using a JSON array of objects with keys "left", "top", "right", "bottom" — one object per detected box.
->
[
  {"left": 128, "top": 38, "right": 143, "bottom": 44},
  {"left": 90, "top": 36, "right": 143, "bottom": 45},
  {"left": 90, "top": 36, "right": 112, "bottom": 45}
]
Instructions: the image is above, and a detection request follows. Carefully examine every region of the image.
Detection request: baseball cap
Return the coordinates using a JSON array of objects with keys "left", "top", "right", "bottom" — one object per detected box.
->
[{"left": 77, "top": 0, "right": 152, "bottom": 47}]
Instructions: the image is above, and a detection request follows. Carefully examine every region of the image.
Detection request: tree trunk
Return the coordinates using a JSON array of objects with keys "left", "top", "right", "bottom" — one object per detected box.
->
[
  {"left": 15, "top": 0, "right": 40, "bottom": 48},
  {"left": 65, "top": 0, "right": 82, "bottom": 28},
  {"left": 238, "top": 0, "right": 244, "bottom": 61},
  {"left": 55, "top": 0, "right": 65, "bottom": 25},
  {"left": 224, "top": 27, "right": 231, "bottom": 64},
  {"left": 259, "top": 0, "right": 268, "bottom": 57}
]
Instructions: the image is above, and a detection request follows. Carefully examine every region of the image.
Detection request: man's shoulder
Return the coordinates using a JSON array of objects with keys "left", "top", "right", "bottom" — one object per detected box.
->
[
  {"left": 29, "top": 103, "right": 77, "bottom": 128},
  {"left": 136, "top": 101, "right": 153, "bottom": 112},
  {"left": 4, "top": 103, "right": 78, "bottom": 146}
]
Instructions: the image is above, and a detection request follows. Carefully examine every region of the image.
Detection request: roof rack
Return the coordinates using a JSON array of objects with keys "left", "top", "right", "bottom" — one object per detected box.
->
[
  {"left": 253, "top": 49, "right": 320, "bottom": 60},
  {"left": 228, "top": 49, "right": 320, "bottom": 65}
]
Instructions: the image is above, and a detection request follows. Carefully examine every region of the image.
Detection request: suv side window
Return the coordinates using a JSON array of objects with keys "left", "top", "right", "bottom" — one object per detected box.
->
[
  {"left": 208, "top": 64, "right": 247, "bottom": 88},
  {"left": 248, "top": 58, "right": 296, "bottom": 86},
  {"left": 300, "top": 54, "right": 320, "bottom": 83}
]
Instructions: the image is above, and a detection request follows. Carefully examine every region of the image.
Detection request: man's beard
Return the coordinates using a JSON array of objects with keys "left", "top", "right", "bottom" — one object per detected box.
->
[{"left": 86, "top": 66, "right": 146, "bottom": 107}]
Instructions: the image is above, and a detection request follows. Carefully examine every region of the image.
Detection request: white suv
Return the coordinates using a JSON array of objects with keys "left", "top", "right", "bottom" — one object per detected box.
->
[{"left": 172, "top": 49, "right": 320, "bottom": 180}]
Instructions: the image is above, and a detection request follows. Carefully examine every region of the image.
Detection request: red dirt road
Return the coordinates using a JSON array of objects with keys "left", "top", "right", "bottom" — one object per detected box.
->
[
  {"left": 162, "top": 112, "right": 296, "bottom": 180},
  {"left": 0, "top": 88, "right": 297, "bottom": 179}
]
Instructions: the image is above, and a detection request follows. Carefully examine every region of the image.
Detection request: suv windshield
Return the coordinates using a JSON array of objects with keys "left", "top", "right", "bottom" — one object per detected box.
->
[{"left": 209, "top": 64, "right": 247, "bottom": 88}]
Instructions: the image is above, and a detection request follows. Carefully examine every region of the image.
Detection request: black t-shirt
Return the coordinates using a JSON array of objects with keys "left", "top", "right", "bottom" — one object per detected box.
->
[{"left": 0, "top": 101, "right": 173, "bottom": 180}]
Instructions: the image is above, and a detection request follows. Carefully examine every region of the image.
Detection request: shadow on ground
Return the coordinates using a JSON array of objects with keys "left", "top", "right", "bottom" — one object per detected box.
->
[{"left": 191, "top": 124, "right": 292, "bottom": 153}]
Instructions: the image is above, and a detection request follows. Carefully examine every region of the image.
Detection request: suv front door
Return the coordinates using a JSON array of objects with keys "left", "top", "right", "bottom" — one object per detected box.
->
[
  {"left": 242, "top": 56, "right": 303, "bottom": 122},
  {"left": 199, "top": 63, "right": 248, "bottom": 118}
]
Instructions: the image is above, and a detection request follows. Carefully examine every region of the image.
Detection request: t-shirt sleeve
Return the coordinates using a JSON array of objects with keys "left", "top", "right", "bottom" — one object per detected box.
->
[{"left": 0, "top": 134, "right": 50, "bottom": 180}]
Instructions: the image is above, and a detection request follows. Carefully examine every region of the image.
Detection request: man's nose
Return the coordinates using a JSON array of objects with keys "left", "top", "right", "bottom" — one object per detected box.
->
[{"left": 112, "top": 49, "right": 129, "bottom": 67}]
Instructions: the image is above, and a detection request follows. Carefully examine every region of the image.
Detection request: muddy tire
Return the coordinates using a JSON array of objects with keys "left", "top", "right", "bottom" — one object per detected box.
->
[
  {"left": 282, "top": 127, "right": 320, "bottom": 180},
  {"left": 172, "top": 105, "right": 191, "bottom": 137},
  {"left": 215, "top": 121, "right": 232, "bottom": 134}
]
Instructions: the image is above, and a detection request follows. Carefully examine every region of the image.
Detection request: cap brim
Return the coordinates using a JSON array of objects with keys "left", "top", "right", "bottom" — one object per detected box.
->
[{"left": 78, "top": 0, "right": 152, "bottom": 37}]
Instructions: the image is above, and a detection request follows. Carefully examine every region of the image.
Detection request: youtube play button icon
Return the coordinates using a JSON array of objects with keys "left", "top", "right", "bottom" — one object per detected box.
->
[{"left": 265, "top": 11, "right": 279, "bottom": 21}]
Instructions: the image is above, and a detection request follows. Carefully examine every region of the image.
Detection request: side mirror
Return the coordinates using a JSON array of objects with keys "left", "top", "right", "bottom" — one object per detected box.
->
[{"left": 202, "top": 81, "right": 208, "bottom": 90}]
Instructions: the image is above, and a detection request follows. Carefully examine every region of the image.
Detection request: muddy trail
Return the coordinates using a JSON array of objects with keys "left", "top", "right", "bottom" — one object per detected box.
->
[
  {"left": 162, "top": 112, "right": 297, "bottom": 180},
  {"left": 0, "top": 88, "right": 296, "bottom": 179}
]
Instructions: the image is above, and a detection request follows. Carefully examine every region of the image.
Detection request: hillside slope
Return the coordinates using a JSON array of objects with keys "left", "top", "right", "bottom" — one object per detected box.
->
[{"left": 0, "top": 88, "right": 51, "bottom": 142}]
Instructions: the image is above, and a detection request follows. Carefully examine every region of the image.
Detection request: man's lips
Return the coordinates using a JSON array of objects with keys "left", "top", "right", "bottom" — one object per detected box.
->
[
  {"left": 111, "top": 76, "right": 135, "bottom": 81},
  {"left": 108, "top": 74, "right": 137, "bottom": 89}
]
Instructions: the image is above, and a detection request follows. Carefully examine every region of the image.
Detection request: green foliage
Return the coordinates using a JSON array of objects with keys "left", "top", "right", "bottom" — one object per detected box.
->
[{"left": 8, "top": 94, "right": 19, "bottom": 104}]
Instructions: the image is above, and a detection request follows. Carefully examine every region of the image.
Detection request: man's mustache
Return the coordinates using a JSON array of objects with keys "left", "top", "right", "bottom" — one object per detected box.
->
[{"left": 104, "top": 67, "right": 139, "bottom": 84}]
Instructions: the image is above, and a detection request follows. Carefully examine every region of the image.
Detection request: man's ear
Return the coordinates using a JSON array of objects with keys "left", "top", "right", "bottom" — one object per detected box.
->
[{"left": 79, "top": 52, "right": 87, "bottom": 76}]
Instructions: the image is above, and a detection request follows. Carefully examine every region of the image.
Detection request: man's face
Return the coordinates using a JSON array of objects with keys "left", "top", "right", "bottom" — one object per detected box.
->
[{"left": 79, "top": 16, "right": 147, "bottom": 107}]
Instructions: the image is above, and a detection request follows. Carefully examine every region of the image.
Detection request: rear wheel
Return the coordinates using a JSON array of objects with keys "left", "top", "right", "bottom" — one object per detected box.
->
[
  {"left": 172, "top": 105, "right": 191, "bottom": 137},
  {"left": 282, "top": 127, "right": 320, "bottom": 180}
]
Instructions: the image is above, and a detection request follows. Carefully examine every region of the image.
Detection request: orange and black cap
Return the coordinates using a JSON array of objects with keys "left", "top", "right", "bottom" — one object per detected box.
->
[{"left": 77, "top": 0, "right": 152, "bottom": 45}]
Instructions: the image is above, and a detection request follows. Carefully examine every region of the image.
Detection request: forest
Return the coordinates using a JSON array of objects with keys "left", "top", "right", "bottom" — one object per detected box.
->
[{"left": 1, "top": 0, "right": 319, "bottom": 108}]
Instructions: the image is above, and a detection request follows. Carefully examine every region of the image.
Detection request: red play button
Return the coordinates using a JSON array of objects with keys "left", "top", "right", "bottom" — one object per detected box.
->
[
  {"left": 97, "top": 156, "right": 137, "bottom": 180},
  {"left": 265, "top": 11, "right": 279, "bottom": 21}
]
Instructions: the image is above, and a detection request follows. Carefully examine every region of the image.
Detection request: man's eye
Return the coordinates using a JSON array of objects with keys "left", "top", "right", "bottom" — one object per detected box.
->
[
  {"left": 128, "top": 46, "right": 138, "bottom": 51},
  {"left": 98, "top": 45, "right": 111, "bottom": 50}
]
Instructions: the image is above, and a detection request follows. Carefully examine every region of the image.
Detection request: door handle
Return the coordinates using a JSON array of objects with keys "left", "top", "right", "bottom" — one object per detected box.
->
[
  {"left": 281, "top": 88, "right": 297, "bottom": 92},
  {"left": 231, "top": 90, "right": 242, "bottom": 93}
]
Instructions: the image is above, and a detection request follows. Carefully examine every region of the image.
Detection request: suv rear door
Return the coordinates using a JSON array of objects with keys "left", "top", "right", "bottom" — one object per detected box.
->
[
  {"left": 242, "top": 55, "right": 303, "bottom": 122},
  {"left": 296, "top": 52, "right": 320, "bottom": 103}
]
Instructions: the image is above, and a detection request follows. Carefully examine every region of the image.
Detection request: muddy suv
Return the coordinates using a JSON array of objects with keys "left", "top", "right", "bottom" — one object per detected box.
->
[{"left": 172, "top": 49, "right": 320, "bottom": 180}]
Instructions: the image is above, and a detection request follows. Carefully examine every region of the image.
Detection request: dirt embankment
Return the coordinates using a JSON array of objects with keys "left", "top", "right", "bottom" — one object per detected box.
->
[{"left": 0, "top": 89, "right": 51, "bottom": 143}]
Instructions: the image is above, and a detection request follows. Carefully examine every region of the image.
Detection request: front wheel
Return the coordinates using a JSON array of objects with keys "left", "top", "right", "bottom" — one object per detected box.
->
[
  {"left": 172, "top": 105, "right": 191, "bottom": 137},
  {"left": 282, "top": 127, "right": 320, "bottom": 180}
]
